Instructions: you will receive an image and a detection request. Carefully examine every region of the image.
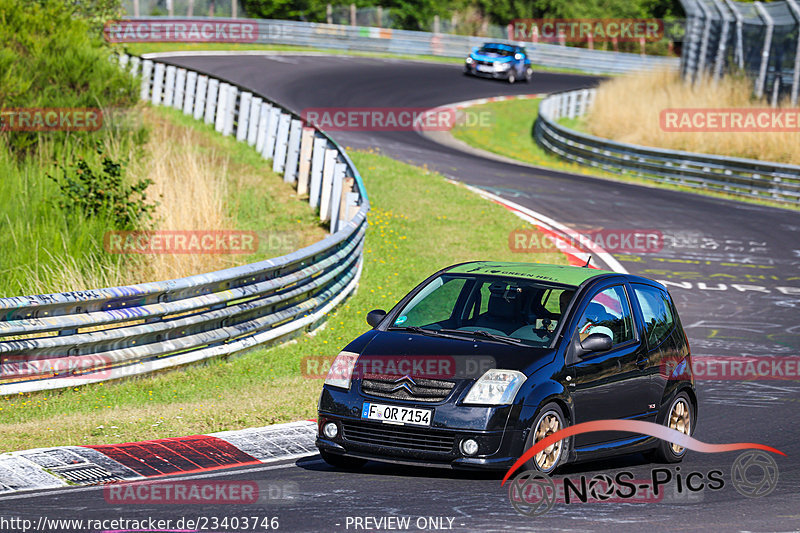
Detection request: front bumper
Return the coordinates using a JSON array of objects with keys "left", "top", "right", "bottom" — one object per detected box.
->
[
  {"left": 316, "top": 385, "right": 527, "bottom": 470},
  {"left": 464, "top": 65, "right": 513, "bottom": 80}
]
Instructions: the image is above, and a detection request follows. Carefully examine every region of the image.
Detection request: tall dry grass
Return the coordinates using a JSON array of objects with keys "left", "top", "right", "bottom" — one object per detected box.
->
[
  {"left": 586, "top": 69, "right": 800, "bottom": 165},
  {"left": 130, "top": 108, "right": 239, "bottom": 282},
  {"left": 44, "top": 106, "right": 326, "bottom": 292}
]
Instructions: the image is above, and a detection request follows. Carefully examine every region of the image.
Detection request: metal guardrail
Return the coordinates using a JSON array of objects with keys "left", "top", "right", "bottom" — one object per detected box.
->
[
  {"left": 0, "top": 54, "right": 369, "bottom": 395},
  {"left": 116, "top": 17, "right": 680, "bottom": 75},
  {"left": 534, "top": 89, "right": 800, "bottom": 205}
]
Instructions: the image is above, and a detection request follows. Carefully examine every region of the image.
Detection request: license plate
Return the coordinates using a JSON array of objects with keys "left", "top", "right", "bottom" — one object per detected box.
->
[
  {"left": 361, "top": 402, "right": 432, "bottom": 426},
  {"left": 476, "top": 65, "right": 493, "bottom": 72}
]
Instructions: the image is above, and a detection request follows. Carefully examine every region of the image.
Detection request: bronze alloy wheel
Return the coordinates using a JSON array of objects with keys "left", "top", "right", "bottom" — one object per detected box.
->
[
  {"left": 668, "top": 397, "right": 692, "bottom": 454},
  {"left": 533, "top": 411, "right": 563, "bottom": 471}
]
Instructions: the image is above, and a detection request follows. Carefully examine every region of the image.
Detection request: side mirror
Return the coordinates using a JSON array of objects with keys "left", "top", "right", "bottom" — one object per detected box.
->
[
  {"left": 366, "top": 309, "right": 387, "bottom": 328},
  {"left": 578, "top": 333, "right": 613, "bottom": 355}
]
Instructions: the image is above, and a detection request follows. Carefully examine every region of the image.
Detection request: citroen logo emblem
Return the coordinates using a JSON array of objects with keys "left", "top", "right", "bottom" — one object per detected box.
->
[{"left": 389, "top": 375, "right": 416, "bottom": 393}]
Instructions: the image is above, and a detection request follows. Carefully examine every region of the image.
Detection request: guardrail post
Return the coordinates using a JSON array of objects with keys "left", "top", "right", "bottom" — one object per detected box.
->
[
  {"left": 215, "top": 82, "right": 230, "bottom": 133},
  {"left": 272, "top": 113, "right": 292, "bottom": 173},
  {"left": 309, "top": 136, "right": 328, "bottom": 208},
  {"left": 237, "top": 92, "right": 252, "bottom": 142},
  {"left": 319, "top": 149, "right": 338, "bottom": 221},
  {"left": 263, "top": 106, "right": 281, "bottom": 159},
  {"left": 710, "top": 0, "right": 731, "bottom": 81},
  {"left": 786, "top": 0, "right": 800, "bottom": 105},
  {"left": 346, "top": 188, "right": 360, "bottom": 221},
  {"left": 173, "top": 68, "right": 186, "bottom": 110},
  {"left": 284, "top": 119, "right": 303, "bottom": 183},
  {"left": 329, "top": 163, "right": 346, "bottom": 233},
  {"left": 223, "top": 86, "right": 237, "bottom": 136},
  {"left": 140, "top": 59, "right": 153, "bottom": 100},
  {"left": 579, "top": 89, "right": 590, "bottom": 115},
  {"left": 695, "top": 0, "right": 714, "bottom": 82},
  {"left": 119, "top": 54, "right": 129, "bottom": 69},
  {"left": 204, "top": 78, "right": 219, "bottom": 125},
  {"left": 754, "top": 1, "right": 774, "bottom": 99},
  {"left": 151, "top": 62, "right": 165, "bottom": 104},
  {"left": 567, "top": 92, "right": 577, "bottom": 119},
  {"left": 193, "top": 75, "right": 207, "bottom": 120},
  {"left": 340, "top": 176, "right": 355, "bottom": 224},
  {"left": 255, "top": 102, "right": 271, "bottom": 152},
  {"left": 130, "top": 56, "right": 141, "bottom": 77},
  {"left": 183, "top": 71, "right": 197, "bottom": 115},
  {"left": 247, "top": 96, "right": 262, "bottom": 146},
  {"left": 297, "top": 127, "right": 315, "bottom": 195},
  {"left": 680, "top": 0, "right": 701, "bottom": 81},
  {"left": 163, "top": 65, "right": 177, "bottom": 107}
]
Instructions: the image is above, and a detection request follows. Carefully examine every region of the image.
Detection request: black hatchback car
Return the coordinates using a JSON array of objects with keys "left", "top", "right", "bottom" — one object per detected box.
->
[{"left": 316, "top": 262, "right": 696, "bottom": 473}]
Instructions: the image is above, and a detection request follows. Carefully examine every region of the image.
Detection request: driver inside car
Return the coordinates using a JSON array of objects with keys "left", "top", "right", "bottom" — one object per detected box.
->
[{"left": 576, "top": 302, "right": 615, "bottom": 344}]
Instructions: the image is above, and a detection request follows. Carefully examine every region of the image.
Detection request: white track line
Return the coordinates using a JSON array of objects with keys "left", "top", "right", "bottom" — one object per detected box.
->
[{"left": 459, "top": 183, "right": 628, "bottom": 274}]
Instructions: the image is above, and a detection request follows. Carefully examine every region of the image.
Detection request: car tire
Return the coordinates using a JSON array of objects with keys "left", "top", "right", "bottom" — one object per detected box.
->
[
  {"left": 652, "top": 392, "right": 695, "bottom": 463},
  {"left": 507, "top": 71, "right": 516, "bottom": 84},
  {"left": 524, "top": 67, "right": 532, "bottom": 82},
  {"left": 522, "top": 402, "right": 568, "bottom": 475},
  {"left": 319, "top": 450, "right": 367, "bottom": 470}
]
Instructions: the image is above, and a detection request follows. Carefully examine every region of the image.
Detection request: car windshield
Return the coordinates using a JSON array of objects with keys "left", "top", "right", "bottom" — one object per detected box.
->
[
  {"left": 479, "top": 46, "right": 514, "bottom": 56},
  {"left": 389, "top": 274, "right": 575, "bottom": 347}
]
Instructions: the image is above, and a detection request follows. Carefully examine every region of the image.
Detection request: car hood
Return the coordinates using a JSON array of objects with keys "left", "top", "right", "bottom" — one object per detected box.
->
[
  {"left": 470, "top": 51, "right": 514, "bottom": 63},
  {"left": 351, "top": 330, "right": 555, "bottom": 380}
]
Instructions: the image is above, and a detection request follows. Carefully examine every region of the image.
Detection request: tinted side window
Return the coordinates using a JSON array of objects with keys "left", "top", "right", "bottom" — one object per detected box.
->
[
  {"left": 575, "top": 285, "right": 634, "bottom": 346},
  {"left": 633, "top": 284, "right": 675, "bottom": 348}
]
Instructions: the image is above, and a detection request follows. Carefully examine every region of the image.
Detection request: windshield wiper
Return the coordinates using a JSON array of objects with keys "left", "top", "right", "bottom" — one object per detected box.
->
[
  {"left": 439, "top": 329, "right": 527, "bottom": 346},
  {"left": 387, "top": 326, "right": 464, "bottom": 340}
]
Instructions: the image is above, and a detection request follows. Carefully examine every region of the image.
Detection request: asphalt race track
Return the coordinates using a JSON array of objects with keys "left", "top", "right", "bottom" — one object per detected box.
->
[{"left": 2, "top": 55, "right": 798, "bottom": 532}]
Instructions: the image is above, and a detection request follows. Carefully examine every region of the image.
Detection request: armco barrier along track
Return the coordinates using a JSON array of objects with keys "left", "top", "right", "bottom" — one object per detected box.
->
[
  {"left": 113, "top": 17, "right": 679, "bottom": 75},
  {"left": 535, "top": 88, "right": 800, "bottom": 205},
  {"left": 0, "top": 55, "right": 369, "bottom": 395}
]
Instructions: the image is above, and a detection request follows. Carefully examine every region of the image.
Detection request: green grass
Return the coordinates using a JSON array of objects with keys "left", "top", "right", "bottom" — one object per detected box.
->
[
  {"left": 450, "top": 99, "right": 799, "bottom": 211},
  {"left": 0, "top": 148, "right": 565, "bottom": 452},
  {"left": 0, "top": 132, "right": 142, "bottom": 297},
  {"left": 451, "top": 98, "right": 611, "bottom": 176},
  {"left": 120, "top": 42, "right": 591, "bottom": 75}
]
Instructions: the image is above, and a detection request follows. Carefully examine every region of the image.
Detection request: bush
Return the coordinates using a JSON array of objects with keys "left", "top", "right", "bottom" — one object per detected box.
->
[
  {"left": 48, "top": 149, "right": 156, "bottom": 230},
  {"left": 0, "top": 0, "right": 137, "bottom": 155}
]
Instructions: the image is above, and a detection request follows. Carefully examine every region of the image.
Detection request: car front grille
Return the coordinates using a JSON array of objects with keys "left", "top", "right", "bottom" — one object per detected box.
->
[
  {"left": 341, "top": 421, "right": 455, "bottom": 453},
  {"left": 361, "top": 375, "right": 455, "bottom": 403}
]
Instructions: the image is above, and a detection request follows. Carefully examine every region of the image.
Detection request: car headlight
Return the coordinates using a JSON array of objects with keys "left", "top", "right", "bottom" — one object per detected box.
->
[
  {"left": 465, "top": 56, "right": 474, "bottom": 64},
  {"left": 495, "top": 62, "right": 511, "bottom": 70},
  {"left": 324, "top": 351, "right": 359, "bottom": 390},
  {"left": 463, "top": 369, "right": 526, "bottom": 405}
]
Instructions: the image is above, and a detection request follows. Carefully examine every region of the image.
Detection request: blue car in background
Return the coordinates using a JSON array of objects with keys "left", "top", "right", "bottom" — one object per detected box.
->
[{"left": 464, "top": 43, "right": 532, "bottom": 84}]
